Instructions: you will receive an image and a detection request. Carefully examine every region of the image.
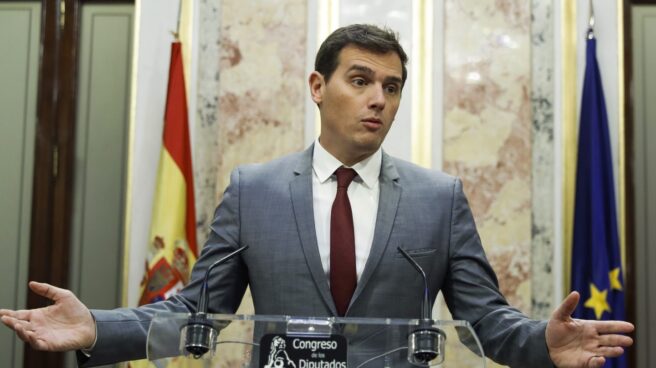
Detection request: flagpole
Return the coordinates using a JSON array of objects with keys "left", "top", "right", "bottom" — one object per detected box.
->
[
  {"left": 617, "top": 0, "right": 626, "bottom": 281},
  {"left": 172, "top": 0, "right": 183, "bottom": 40},
  {"left": 588, "top": 0, "right": 595, "bottom": 39},
  {"left": 561, "top": 0, "right": 578, "bottom": 301}
]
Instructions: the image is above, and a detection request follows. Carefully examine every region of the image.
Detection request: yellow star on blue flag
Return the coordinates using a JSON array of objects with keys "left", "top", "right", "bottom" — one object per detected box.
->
[
  {"left": 584, "top": 283, "right": 611, "bottom": 320},
  {"left": 609, "top": 267, "right": 623, "bottom": 291}
]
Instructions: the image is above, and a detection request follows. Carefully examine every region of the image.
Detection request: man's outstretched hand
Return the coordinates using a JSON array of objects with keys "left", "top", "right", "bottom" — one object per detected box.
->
[
  {"left": 0, "top": 281, "right": 96, "bottom": 352},
  {"left": 546, "top": 291, "right": 634, "bottom": 368}
]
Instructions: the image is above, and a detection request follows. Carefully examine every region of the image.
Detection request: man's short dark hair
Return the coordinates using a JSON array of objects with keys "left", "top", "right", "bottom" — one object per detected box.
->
[{"left": 314, "top": 24, "right": 408, "bottom": 87}]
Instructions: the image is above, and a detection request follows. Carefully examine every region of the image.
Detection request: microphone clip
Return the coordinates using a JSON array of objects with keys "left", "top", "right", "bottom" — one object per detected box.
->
[
  {"left": 407, "top": 319, "right": 446, "bottom": 366},
  {"left": 182, "top": 312, "right": 218, "bottom": 359}
]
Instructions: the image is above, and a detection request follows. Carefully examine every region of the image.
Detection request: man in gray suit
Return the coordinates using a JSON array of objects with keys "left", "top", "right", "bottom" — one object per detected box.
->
[{"left": 1, "top": 24, "right": 633, "bottom": 367}]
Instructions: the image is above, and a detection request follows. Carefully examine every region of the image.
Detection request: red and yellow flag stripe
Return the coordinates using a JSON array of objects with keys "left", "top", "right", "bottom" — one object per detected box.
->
[{"left": 139, "top": 41, "right": 197, "bottom": 306}]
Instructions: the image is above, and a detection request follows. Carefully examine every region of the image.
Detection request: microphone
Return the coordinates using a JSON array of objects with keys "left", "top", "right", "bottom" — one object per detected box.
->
[
  {"left": 183, "top": 245, "right": 249, "bottom": 358},
  {"left": 397, "top": 246, "right": 446, "bottom": 366}
]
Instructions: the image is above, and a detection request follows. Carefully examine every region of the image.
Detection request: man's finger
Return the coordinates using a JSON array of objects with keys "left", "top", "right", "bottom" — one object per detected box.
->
[
  {"left": 11, "top": 320, "right": 53, "bottom": 352},
  {"left": 13, "top": 320, "right": 33, "bottom": 342},
  {"left": 598, "top": 333, "right": 633, "bottom": 347},
  {"left": 22, "top": 329, "right": 43, "bottom": 350},
  {"left": 592, "top": 320, "right": 635, "bottom": 335},
  {"left": 0, "top": 309, "right": 31, "bottom": 322},
  {"left": 29, "top": 281, "right": 68, "bottom": 302},
  {"left": 0, "top": 309, "right": 16, "bottom": 319},
  {"left": 30, "top": 336, "right": 50, "bottom": 351},
  {"left": 1, "top": 315, "right": 18, "bottom": 330},
  {"left": 552, "top": 291, "right": 580, "bottom": 321},
  {"left": 587, "top": 356, "right": 605, "bottom": 368},
  {"left": 0, "top": 309, "right": 28, "bottom": 320},
  {"left": 0, "top": 315, "right": 32, "bottom": 330},
  {"left": 27, "top": 332, "right": 43, "bottom": 350},
  {"left": 594, "top": 346, "right": 625, "bottom": 358}
]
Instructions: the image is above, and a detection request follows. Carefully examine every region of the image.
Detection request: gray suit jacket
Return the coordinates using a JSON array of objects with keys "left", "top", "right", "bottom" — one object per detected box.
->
[{"left": 80, "top": 145, "right": 553, "bottom": 367}]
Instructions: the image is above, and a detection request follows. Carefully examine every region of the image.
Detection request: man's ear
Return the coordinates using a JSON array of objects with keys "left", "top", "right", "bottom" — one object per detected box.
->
[{"left": 309, "top": 71, "right": 325, "bottom": 105}]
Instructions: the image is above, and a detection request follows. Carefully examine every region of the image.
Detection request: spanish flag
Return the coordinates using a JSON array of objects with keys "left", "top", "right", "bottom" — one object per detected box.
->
[{"left": 139, "top": 41, "right": 197, "bottom": 306}]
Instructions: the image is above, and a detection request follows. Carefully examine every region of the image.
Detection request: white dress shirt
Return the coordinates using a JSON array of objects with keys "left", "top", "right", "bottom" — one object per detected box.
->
[{"left": 312, "top": 140, "right": 381, "bottom": 281}]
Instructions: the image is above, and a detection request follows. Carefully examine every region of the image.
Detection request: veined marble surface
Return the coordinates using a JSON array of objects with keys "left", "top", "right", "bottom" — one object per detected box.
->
[
  {"left": 530, "top": 0, "right": 556, "bottom": 320},
  {"left": 195, "top": 0, "right": 222, "bottom": 247},
  {"left": 442, "top": 0, "right": 533, "bottom": 316},
  {"left": 216, "top": 0, "right": 307, "bottom": 193},
  {"left": 195, "top": 0, "right": 307, "bottom": 244}
]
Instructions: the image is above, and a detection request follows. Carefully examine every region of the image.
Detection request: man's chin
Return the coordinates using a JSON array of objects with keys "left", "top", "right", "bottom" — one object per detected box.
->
[
  {"left": 360, "top": 134, "right": 386, "bottom": 148},
  {"left": 352, "top": 139, "right": 384, "bottom": 157}
]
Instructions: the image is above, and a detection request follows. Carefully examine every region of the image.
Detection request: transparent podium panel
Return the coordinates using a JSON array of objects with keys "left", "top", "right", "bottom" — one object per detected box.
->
[{"left": 147, "top": 313, "right": 486, "bottom": 367}]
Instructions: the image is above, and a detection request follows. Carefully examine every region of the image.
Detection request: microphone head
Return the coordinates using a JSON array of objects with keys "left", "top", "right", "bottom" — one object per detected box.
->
[{"left": 182, "top": 313, "right": 217, "bottom": 359}]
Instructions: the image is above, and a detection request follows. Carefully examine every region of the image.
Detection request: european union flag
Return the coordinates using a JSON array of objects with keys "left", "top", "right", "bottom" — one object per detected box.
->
[{"left": 571, "top": 35, "right": 626, "bottom": 368}]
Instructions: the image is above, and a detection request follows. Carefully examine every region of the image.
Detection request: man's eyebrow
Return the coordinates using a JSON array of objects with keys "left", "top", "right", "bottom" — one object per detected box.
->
[
  {"left": 346, "top": 64, "right": 403, "bottom": 85},
  {"left": 383, "top": 76, "right": 403, "bottom": 85},
  {"left": 346, "top": 64, "right": 375, "bottom": 76}
]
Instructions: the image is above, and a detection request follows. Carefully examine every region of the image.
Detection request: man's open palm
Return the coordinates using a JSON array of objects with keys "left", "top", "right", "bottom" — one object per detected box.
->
[
  {"left": 546, "top": 291, "right": 634, "bottom": 368},
  {"left": 0, "top": 281, "right": 95, "bottom": 352}
]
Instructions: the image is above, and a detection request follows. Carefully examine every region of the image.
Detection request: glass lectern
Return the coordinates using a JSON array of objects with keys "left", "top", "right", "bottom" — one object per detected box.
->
[{"left": 146, "top": 313, "right": 486, "bottom": 367}]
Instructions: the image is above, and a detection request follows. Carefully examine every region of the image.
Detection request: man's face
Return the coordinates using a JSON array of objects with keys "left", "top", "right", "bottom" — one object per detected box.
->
[{"left": 310, "top": 46, "right": 403, "bottom": 165}]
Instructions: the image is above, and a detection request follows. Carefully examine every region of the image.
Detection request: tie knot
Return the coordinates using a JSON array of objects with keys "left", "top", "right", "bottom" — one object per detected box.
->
[{"left": 335, "top": 167, "right": 357, "bottom": 188}]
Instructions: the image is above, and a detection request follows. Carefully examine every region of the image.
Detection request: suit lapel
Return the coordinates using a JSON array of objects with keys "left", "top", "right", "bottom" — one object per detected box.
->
[
  {"left": 289, "top": 145, "right": 338, "bottom": 315},
  {"left": 348, "top": 152, "right": 401, "bottom": 311}
]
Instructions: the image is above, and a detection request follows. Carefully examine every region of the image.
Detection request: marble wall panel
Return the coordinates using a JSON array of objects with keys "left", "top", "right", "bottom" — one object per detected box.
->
[
  {"left": 195, "top": 0, "right": 222, "bottom": 247},
  {"left": 216, "top": 0, "right": 307, "bottom": 196},
  {"left": 530, "top": 0, "right": 556, "bottom": 319},
  {"left": 195, "top": 0, "right": 307, "bottom": 244},
  {"left": 442, "top": 0, "right": 533, "bottom": 317}
]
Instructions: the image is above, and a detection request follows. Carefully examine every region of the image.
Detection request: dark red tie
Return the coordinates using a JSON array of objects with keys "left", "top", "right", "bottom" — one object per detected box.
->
[{"left": 330, "top": 167, "right": 357, "bottom": 316}]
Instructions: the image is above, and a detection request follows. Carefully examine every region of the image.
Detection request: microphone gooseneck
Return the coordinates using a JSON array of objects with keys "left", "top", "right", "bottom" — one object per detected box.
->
[
  {"left": 397, "top": 247, "right": 431, "bottom": 321},
  {"left": 397, "top": 246, "right": 446, "bottom": 366},
  {"left": 184, "top": 245, "right": 249, "bottom": 358}
]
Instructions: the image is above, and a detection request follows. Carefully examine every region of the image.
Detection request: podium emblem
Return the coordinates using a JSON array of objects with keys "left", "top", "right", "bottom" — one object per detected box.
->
[{"left": 259, "top": 334, "right": 347, "bottom": 368}]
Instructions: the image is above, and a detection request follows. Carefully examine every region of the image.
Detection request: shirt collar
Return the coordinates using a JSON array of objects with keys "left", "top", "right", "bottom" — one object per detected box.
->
[{"left": 312, "top": 139, "right": 382, "bottom": 189}]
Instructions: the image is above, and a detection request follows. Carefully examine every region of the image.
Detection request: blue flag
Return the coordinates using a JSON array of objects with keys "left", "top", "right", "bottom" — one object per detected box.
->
[{"left": 571, "top": 36, "right": 626, "bottom": 368}]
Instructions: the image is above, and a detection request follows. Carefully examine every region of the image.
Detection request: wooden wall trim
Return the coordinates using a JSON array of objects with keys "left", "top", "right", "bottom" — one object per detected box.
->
[
  {"left": 622, "top": 3, "right": 635, "bottom": 366},
  {"left": 25, "top": 0, "right": 80, "bottom": 367}
]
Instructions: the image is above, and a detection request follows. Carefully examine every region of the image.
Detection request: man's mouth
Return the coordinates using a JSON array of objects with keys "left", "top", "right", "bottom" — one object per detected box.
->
[{"left": 361, "top": 118, "right": 383, "bottom": 130}]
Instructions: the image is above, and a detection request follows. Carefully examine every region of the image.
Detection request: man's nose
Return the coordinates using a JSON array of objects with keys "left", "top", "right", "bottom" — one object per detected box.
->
[{"left": 368, "top": 85, "right": 386, "bottom": 111}]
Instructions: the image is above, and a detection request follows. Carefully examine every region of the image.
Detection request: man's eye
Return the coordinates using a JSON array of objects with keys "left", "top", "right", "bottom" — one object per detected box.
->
[
  {"left": 352, "top": 78, "right": 367, "bottom": 86},
  {"left": 385, "top": 85, "right": 399, "bottom": 94}
]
